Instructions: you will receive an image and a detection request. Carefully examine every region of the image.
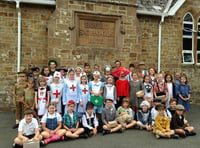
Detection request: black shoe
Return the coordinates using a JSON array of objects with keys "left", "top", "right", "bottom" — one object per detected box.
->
[
  {"left": 40, "top": 140, "right": 46, "bottom": 147},
  {"left": 63, "top": 135, "right": 69, "bottom": 141},
  {"left": 171, "top": 134, "right": 179, "bottom": 139},
  {"left": 102, "top": 130, "right": 111, "bottom": 136},
  {"left": 119, "top": 128, "right": 124, "bottom": 133},
  {"left": 179, "top": 134, "right": 186, "bottom": 138},
  {"left": 12, "top": 124, "right": 19, "bottom": 129},
  {"left": 79, "top": 133, "right": 88, "bottom": 139},
  {"left": 12, "top": 143, "right": 22, "bottom": 148},
  {"left": 186, "top": 132, "right": 197, "bottom": 136}
]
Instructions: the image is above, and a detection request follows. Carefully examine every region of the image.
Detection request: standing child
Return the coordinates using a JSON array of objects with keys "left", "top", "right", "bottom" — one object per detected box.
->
[
  {"left": 82, "top": 102, "right": 99, "bottom": 137},
  {"left": 77, "top": 75, "right": 90, "bottom": 118},
  {"left": 41, "top": 66, "right": 52, "bottom": 86},
  {"left": 89, "top": 71, "right": 104, "bottom": 115},
  {"left": 153, "top": 104, "right": 178, "bottom": 139},
  {"left": 137, "top": 101, "right": 152, "bottom": 131},
  {"left": 165, "top": 74, "right": 176, "bottom": 108},
  {"left": 63, "top": 100, "right": 87, "bottom": 139},
  {"left": 129, "top": 72, "right": 144, "bottom": 111},
  {"left": 13, "top": 72, "right": 27, "bottom": 129},
  {"left": 35, "top": 76, "right": 50, "bottom": 119},
  {"left": 40, "top": 103, "right": 66, "bottom": 145},
  {"left": 148, "top": 67, "right": 157, "bottom": 85},
  {"left": 75, "top": 67, "right": 83, "bottom": 84},
  {"left": 177, "top": 74, "right": 191, "bottom": 114},
  {"left": 125, "top": 63, "right": 135, "bottom": 81},
  {"left": 116, "top": 71, "right": 129, "bottom": 108},
  {"left": 100, "top": 65, "right": 112, "bottom": 84},
  {"left": 170, "top": 104, "right": 196, "bottom": 137},
  {"left": 13, "top": 109, "right": 42, "bottom": 147},
  {"left": 50, "top": 71, "right": 64, "bottom": 114},
  {"left": 31, "top": 67, "right": 40, "bottom": 89},
  {"left": 84, "top": 63, "right": 93, "bottom": 82},
  {"left": 143, "top": 75, "right": 153, "bottom": 106},
  {"left": 103, "top": 76, "right": 117, "bottom": 105},
  {"left": 63, "top": 69, "right": 80, "bottom": 112},
  {"left": 116, "top": 98, "right": 137, "bottom": 129},
  {"left": 153, "top": 73, "right": 168, "bottom": 104},
  {"left": 101, "top": 99, "right": 123, "bottom": 135}
]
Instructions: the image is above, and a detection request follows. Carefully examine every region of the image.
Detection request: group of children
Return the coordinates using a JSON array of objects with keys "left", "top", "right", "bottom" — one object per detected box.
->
[{"left": 11, "top": 60, "right": 196, "bottom": 147}]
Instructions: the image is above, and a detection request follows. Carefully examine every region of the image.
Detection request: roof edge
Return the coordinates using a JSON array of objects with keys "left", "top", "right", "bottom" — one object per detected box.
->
[{"left": 2, "top": 0, "right": 56, "bottom": 5}]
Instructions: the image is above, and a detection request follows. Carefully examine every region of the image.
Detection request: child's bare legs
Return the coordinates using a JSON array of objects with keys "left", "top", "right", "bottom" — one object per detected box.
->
[
  {"left": 185, "top": 126, "right": 194, "bottom": 132},
  {"left": 146, "top": 125, "right": 152, "bottom": 131},
  {"left": 175, "top": 129, "right": 186, "bottom": 135},
  {"left": 103, "top": 124, "right": 122, "bottom": 133},
  {"left": 156, "top": 130, "right": 174, "bottom": 138},
  {"left": 126, "top": 120, "right": 137, "bottom": 129},
  {"left": 14, "top": 135, "right": 42, "bottom": 146},
  {"left": 65, "top": 128, "right": 84, "bottom": 139}
]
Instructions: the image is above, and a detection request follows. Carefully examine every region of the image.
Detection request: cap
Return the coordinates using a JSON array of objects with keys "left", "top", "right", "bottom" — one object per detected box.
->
[
  {"left": 53, "top": 71, "right": 61, "bottom": 78},
  {"left": 93, "top": 71, "right": 100, "bottom": 75},
  {"left": 105, "top": 98, "right": 114, "bottom": 102},
  {"left": 67, "top": 100, "right": 75, "bottom": 106},
  {"left": 17, "top": 72, "right": 26, "bottom": 75},
  {"left": 175, "top": 104, "right": 185, "bottom": 110},
  {"left": 104, "top": 65, "right": 111, "bottom": 72},
  {"left": 31, "top": 67, "right": 40, "bottom": 72},
  {"left": 140, "top": 100, "right": 150, "bottom": 108},
  {"left": 138, "top": 61, "right": 145, "bottom": 65}
]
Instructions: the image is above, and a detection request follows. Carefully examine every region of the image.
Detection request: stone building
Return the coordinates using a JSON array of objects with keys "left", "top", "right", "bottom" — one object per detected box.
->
[{"left": 0, "top": 0, "right": 200, "bottom": 110}]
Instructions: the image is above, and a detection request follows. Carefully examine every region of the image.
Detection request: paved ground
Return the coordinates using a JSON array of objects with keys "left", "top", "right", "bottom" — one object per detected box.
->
[{"left": 0, "top": 105, "right": 200, "bottom": 148}]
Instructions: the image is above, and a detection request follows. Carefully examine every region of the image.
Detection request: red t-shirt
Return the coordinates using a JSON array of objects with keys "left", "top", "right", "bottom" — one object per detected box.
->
[{"left": 116, "top": 79, "right": 129, "bottom": 97}]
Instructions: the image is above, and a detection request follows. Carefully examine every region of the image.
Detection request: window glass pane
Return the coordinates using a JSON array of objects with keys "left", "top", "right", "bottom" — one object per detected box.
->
[
  {"left": 184, "top": 13, "right": 193, "bottom": 22},
  {"left": 197, "top": 53, "right": 200, "bottom": 63},
  {"left": 197, "top": 39, "right": 200, "bottom": 51},
  {"left": 183, "top": 38, "right": 192, "bottom": 50},
  {"left": 183, "top": 53, "right": 193, "bottom": 62},
  {"left": 183, "top": 23, "right": 193, "bottom": 36}
]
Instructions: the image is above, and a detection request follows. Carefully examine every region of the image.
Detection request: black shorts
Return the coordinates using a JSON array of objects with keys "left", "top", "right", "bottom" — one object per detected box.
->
[{"left": 23, "top": 134, "right": 35, "bottom": 139}]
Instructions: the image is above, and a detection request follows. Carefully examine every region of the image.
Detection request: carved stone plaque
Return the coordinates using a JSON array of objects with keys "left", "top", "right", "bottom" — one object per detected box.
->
[{"left": 76, "top": 13, "right": 118, "bottom": 48}]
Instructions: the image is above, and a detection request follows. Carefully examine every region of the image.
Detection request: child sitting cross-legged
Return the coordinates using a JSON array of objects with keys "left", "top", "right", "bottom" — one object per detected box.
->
[
  {"left": 137, "top": 100, "right": 152, "bottom": 131},
  {"left": 153, "top": 104, "right": 179, "bottom": 139},
  {"left": 82, "top": 102, "right": 99, "bottom": 137},
  {"left": 116, "top": 98, "right": 137, "bottom": 129},
  {"left": 101, "top": 98, "right": 123, "bottom": 135},
  {"left": 63, "top": 100, "right": 88, "bottom": 139},
  {"left": 170, "top": 104, "right": 196, "bottom": 138}
]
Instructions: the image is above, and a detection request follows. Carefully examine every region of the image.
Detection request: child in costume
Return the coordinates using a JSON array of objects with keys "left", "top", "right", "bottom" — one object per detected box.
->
[
  {"left": 31, "top": 67, "right": 40, "bottom": 89},
  {"left": 170, "top": 104, "right": 196, "bottom": 137},
  {"left": 137, "top": 101, "right": 152, "bottom": 131},
  {"left": 84, "top": 63, "right": 93, "bottom": 82},
  {"left": 13, "top": 72, "right": 27, "bottom": 129},
  {"left": 77, "top": 75, "right": 90, "bottom": 118},
  {"left": 125, "top": 63, "right": 135, "bottom": 81},
  {"left": 167, "top": 99, "right": 177, "bottom": 116},
  {"left": 153, "top": 104, "right": 178, "bottom": 139},
  {"left": 50, "top": 71, "right": 64, "bottom": 114},
  {"left": 82, "top": 102, "right": 98, "bottom": 137},
  {"left": 75, "top": 67, "right": 83, "bottom": 84},
  {"left": 63, "top": 69, "right": 80, "bottom": 112},
  {"left": 40, "top": 103, "right": 66, "bottom": 145},
  {"left": 116, "top": 98, "right": 137, "bottom": 129},
  {"left": 103, "top": 75, "right": 117, "bottom": 105},
  {"left": 89, "top": 71, "right": 104, "bottom": 115},
  {"left": 129, "top": 72, "right": 144, "bottom": 111},
  {"left": 148, "top": 67, "right": 157, "bottom": 85},
  {"left": 116, "top": 71, "right": 129, "bottom": 108},
  {"left": 143, "top": 75, "right": 153, "bottom": 106},
  {"left": 48, "top": 59, "right": 57, "bottom": 76},
  {"left": 63, "top": 100, "right": 87, "bottom": 139},
  {"left": 100, "top": 65, "right": 112, "bottom": 84},
  {"left": 13, "top": 109, "right": 42, "bottom": 147},
  {"left": 41, "top": 66, "right": 52, "bottom": 86},
  {"left": 35, "top": 76, "right": 50, "bottom": 119},
  {"left": 101, "top": 99, "right": 123, "bottom": 135},
  {"left": 177, "top": 74, "right": 191, "bottom": 114}
]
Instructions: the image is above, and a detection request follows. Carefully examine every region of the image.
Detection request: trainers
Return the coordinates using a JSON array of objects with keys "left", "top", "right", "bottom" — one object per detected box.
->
[
  {"left": 155, "top": 134, "right": 160, "bottom": 139},
  {"left": 12, "top": 124, "right": 19, "bottom": 129},
  {"left": 102, "top": 130, "right": 110, "bottom": 136}
]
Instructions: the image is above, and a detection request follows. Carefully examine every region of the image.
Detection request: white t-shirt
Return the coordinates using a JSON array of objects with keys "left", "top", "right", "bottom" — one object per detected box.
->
[
  {"left": 18, "top": 118, "right": 38, "bottom": 136},
  {"left": 41, "top": 112, "right": 62, "bottom": 123}
]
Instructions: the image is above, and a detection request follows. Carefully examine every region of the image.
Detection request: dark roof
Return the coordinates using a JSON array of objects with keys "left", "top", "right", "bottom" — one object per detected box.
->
[{"left": 137, "top": 0, "right": 178, "bottom": 14}]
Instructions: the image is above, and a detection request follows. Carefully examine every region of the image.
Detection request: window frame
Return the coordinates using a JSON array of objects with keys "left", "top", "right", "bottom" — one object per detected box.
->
[
  {"left": 182, "top": 12, "right": 194, "bottom": 64},
  {"left": 197, "top": 17, "right": 200, "bottom": 64}
]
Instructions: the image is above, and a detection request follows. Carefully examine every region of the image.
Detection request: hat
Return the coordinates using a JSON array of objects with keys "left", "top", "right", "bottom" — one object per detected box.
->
[
  {"left": 67, "top": 100, "right": 75, "bottom": 106},
  {"left": 17, "top": 71, "right": 26, "bottom": 75},
  {"left": 93, "top": 71, "right": 100, "bottom": 75},
  {"left": 153, "top": 98, "right": 162, "bottom": 103},
  {"left": 138, "top": 61, "right": 145, "bottom": 65},
  {"left": 104, "top": 65, "right": 111, "bottom": 72},
  {"left": 53, "top": 71, "right": 61, "bottom": 78},
  {"left": 24, "top": 109, "right": 33, "bottom": 115},
  {"left": 140, "top": 100, "right": 150, "bottom": 108},
  {"left": 56, "top": 66, "right": 68, "bottom": 72},
  {"left": 155, "top": 104, "right": 165, "bottom": 111},
  {"left": 86, "top": 102, "right": 94, "bottom": 109},
  {"left": 31, "top": 67, "right": 40, "bottom": 72},
  {"left": 175, "top": 104, "right": 185, "bottom": 110},
  {"left": 48, "top": 59, "right": 58, "bottom": 66}
]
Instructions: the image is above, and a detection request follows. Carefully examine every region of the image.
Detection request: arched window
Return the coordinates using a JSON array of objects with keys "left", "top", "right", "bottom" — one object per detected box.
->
[
  {"left": 182, "top": 13, "right": 194, "bottom": 64},
  {"left": 197, "top": 17, "right": 200, "bottom": 63}
]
